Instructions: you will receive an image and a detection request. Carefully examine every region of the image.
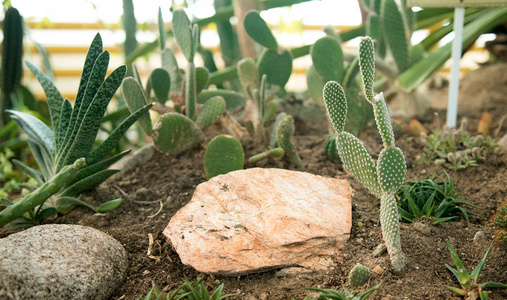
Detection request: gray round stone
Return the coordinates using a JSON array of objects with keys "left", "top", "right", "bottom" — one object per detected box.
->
[{"left": 0, "top": 224, "right": 128, "bottom": 300}]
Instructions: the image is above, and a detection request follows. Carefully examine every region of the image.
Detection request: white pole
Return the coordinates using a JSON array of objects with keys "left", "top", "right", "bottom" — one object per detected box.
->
[{"left": 446, "top": 7, "right": 465, "bottom": 128}]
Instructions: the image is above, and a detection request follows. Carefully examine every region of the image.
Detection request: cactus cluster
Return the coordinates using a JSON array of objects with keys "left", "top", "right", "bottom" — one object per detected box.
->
[
  {"left": 123, "top": 9, "right": 228, "bottom": 156},
  {"left": 323, "top": 37, "right": 406, "bottom": 271},
  {"left": 492, "top": 201, "right": 507, "bottom": 246},
  {"left": 418, "top": 118, "right": 498, "bottom": 171},
  {"left": 0, "top": 34, "right": 145, "bottom": 228}
]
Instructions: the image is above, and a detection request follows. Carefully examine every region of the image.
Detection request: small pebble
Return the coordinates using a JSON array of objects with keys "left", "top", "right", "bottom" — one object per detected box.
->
[
  {"left": 413, "top": 222, "right": 431, "bottom": 236},
  {"left": 473, "top": 231, "right": 487, "bottom": 245},
  {"left": 372, "top": 265, "right": 384, "bottom": 275}
]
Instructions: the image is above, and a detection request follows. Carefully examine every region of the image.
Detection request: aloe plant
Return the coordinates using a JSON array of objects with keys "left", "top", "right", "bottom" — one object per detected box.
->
[
  {"left": 0, "top": 33, "right": 152, "bottom": 228},
  {"left": 323, "top": 37, "right": 406, "bottom": 271},
  {"left": 305, "top": 284, "right": 381, "bottom": 300},
  {"left": 445, "top": 240, "right": 507, "bottom": 299},
  {"left": 138, "top": 277, "right": 233, "bottom": 300}
]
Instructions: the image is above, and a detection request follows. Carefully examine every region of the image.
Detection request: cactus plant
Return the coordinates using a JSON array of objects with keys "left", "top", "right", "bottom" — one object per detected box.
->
[
  {"left": 123, "top": 9, "right": 226, "bottom": 156},
  {"left": 492, "top": 201, "right": 507, "bottom": 246},
  {"left": 348, "top": 263, "right": 372, "bottom": 287},
  {"left": 1, "top": 33, "right": 148, "bottom": 228},
  {"left": 323, "top": 37, "right": 406, "bottom": 271},
  {"left": 305, "top": 283, "right": 381, "bottom": 300},
  {"left": 204, "top": 135, "right": 244, "bottom": 179},
  {"left": 1, "top": 6, "right": 23, "bottom": 127},
  {"left": 276, "top": 115, "right": 304, "bottom": 169}
]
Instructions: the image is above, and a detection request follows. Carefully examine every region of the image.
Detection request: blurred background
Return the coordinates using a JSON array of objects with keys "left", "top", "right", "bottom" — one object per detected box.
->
[{"left": 2, "top": 0, "right": 497, "bottom": 100}]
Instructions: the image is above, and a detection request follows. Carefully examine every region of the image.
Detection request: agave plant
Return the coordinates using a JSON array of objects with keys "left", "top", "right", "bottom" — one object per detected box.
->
[
  {"left": 139, "top": 277, "right": 232, "bottom": 300},
  {"left": 304, "top": 284, "right": 381, "bottom": 300},
  {"left": 0, "top": 33, "right": 152, "bottom": 228}
]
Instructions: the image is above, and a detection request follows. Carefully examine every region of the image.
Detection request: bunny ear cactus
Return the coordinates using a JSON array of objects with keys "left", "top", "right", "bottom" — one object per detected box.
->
[
  {"left": 204, "top": 134, "right": 244, "bottom": 179},
  {"left": 276, "top": 115, "right": 304, "bottom": 169},
  {"left": 380, "top": 0, "right": 411, "bottom": 73},
  {"left": 323, "top": 36, "right": 406, "bottom": 271}
]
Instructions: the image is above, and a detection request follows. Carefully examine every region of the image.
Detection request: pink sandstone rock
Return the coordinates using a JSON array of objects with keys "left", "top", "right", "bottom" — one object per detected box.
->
[{"left": 163, "top": 168, "right": 351, "bottom": 276}]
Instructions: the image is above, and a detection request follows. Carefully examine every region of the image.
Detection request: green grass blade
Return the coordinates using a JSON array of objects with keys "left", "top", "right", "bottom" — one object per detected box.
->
[{"left": 87, "top": 103, "right": 153, "bottom": 164}]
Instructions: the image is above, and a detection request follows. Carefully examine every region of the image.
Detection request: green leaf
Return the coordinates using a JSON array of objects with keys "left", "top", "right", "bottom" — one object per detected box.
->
[
  {"left": 34, "top": 207, "right": 58, "bottom": 223},
  {"left": 73, "top": 150, "right": 130, "bottom": 187},
  {"left": 59, "top": 169, "right": 119, "bottom": 198},
  {"left": 311, "top": 36, "right": 344, "bottom": 82},
  {"left": 445, "top": 239, "right": 470, "bottom": 284},
  {"left": 7, "top": 110, "right": 54, "bottom": 154},
  {"left": 96, "top": 198, "right": 123, "bottom": 213},
  {"left": 150, "top": 68, "right": 170, "bottom": 104},
  {"left": 62, "top": 65, "right": 127, "bottom": 166},
  {"left": 470, "top": 243, "right": 492, "bottom": 280},
  {"left": 55, "top": 196, "right": 97, "bottom": 214},
  {"left": 12, "top": 159, "right": 44, "bottom": 185},
  {"left": 481, "top": 282, "right": 507, "bottom": 289},
  {"left": 172, "top": 9, "right": 193, "bottom": 61},
  {"left": 74, "top": 33, "right": 103, "bottom": 114},
  {"left": 398, "top": 7, "right": 507, "bottom": 91},
  {"left": 243, "top": 10, "right": 277, "bottom": 49},
  {"left": 57, "top": 99, "right": 73, "bottom": 148},
  {"left": 122, "top": 77, "right": 153, "bottom": 135},
  {"left": 257, "top": 48, "right": 293, "bottom": 89},
  {"left": 24, "top": 61, "right": 64, "bottom": 143}
]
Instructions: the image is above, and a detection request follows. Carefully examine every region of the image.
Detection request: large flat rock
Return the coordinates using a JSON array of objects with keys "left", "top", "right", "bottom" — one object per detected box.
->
[{"left": 164, "top": 168, "right": 352, "bottom": 276}]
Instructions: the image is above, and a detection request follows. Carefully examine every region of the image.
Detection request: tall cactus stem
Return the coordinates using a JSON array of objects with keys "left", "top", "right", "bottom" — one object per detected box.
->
[
  {"left": 380, "top": 193, "right": 405, "bottom": 272},
  {"left": 185, "top": 62, "right": 197, "bottom": 120},
  {"left": 373, "top": 93, "right": 395, "bottom": 148}
]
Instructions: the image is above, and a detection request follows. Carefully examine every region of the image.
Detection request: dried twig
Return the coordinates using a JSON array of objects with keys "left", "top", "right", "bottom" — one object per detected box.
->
[{"left": 147, "top": 200, "right": 163, "bottom": 218}]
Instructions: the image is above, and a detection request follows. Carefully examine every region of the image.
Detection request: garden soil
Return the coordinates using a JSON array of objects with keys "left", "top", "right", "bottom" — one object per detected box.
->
[{"left": 2, "top": 111, "right": 507, "bottom": 299}]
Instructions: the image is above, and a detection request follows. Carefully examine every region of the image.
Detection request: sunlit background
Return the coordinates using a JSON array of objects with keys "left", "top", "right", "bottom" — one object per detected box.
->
[{"left": 5, "top": 0, "right": 496, "bottom": 98}]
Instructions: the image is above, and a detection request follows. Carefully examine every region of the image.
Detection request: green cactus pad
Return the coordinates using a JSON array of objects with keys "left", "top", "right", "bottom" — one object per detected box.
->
[
  {"left": 276, "top": 115, "right": 304, "bottom": 169},
  {"left": 195, "top": 96, "right": 226, "bottom": 129},
  {"left": 345, "top": 88, "right": 373, "bottom": 137},
  {"left": 195, "top": 66, "right": 209, "bottom": 95},
  {"left": 204, "top": 134, "right": 244, "bottom": 179},
  {"left": 323, "top": 81, "right": 347, "bottom": 134},
  {"left": 122, "top": 77, "right": 153, "bottom": 135},
  {"left": 337, "top": 131, "right": 382, "bottom": 198},
  {"left": 161, "top": 48, "right": 183, "bottom": 96},
  {"left": 348, "top": 263, "right": 372, "bottom": 287},
  {"left": 372, "top": 93, "right": 395, "bottom": 148},
  {"left": 198, "top": 89, "right": 247, "bottom": 111},
  {"left": 152, "top": 113, "right": 204, "bottom": 155},
  {"left": 367, "top": 14, "right": 387, "bottom": 58},
  {"left": 158, "top": 7, "right": 166, "bottom": 50},
  {"left": 237, "top": 58, "right": 260, "bottom": 96},
  {"left": 324, "top": 133, "right": 340, "bottom": 163},
  {"left": 311, "top": 36, "right": 344, "bottom": 83},
  {"left": 306, "top": 65, "right": 325, "bottom": 106},
  {"left": 172, "top": 9, "right": 194, "bottom": 62},
  {"left": 359, "top": 36, "right": 376, "bottom": 103},
  {"left": 150, "top": 68, "right": 170, "bottom": 104},
  {"left": 257, "top": 48, "right": 293, "bottom": 89},
  {"left": 377, "top": 147, "right": 406, "bottom": 195},
  {"left": 381, "top": 0, "right": 410, "bottom": 73},
  {"left": 243, "top": 11, "right": 278, "bottom": 50}
]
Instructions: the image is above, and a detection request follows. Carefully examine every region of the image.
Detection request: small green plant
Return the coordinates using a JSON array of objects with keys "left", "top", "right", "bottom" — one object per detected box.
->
[
  {"left": 323, "top": 36, "right": 406, "bottom": 271},
  {"left": 138, "top": 277, "right": 232, "bottom": 300},
  {"left": 492, "top": 201, "right": 507, "bottom": 246},
  {"left": 348, "top": 263, "right": 371, "bottom": 287},
  {"left": 0, "top": 148, "right": 37, "bottom": 199},
  {"left": 396, "top": 171, "right": 480, "bottom": 225},
  {"left": 304, "top": 284, "right": 381, "bottom": 300},
  {"left": 418, "top": 118, "right": 498, "bottom": 171},
  {"left": 0, "top": 33, "right": 151, "bottom": 228},
  {"left": 204, "top": 135, "right": 244, "bottom": 180},
  {"left": 445, "top": 239, "right": 507, "bottom": 299}
]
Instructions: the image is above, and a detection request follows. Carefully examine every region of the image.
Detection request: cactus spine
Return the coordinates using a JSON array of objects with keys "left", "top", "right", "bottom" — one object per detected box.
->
[{"left": 323, "top": 37, "right": 406, "bottom": 271}]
